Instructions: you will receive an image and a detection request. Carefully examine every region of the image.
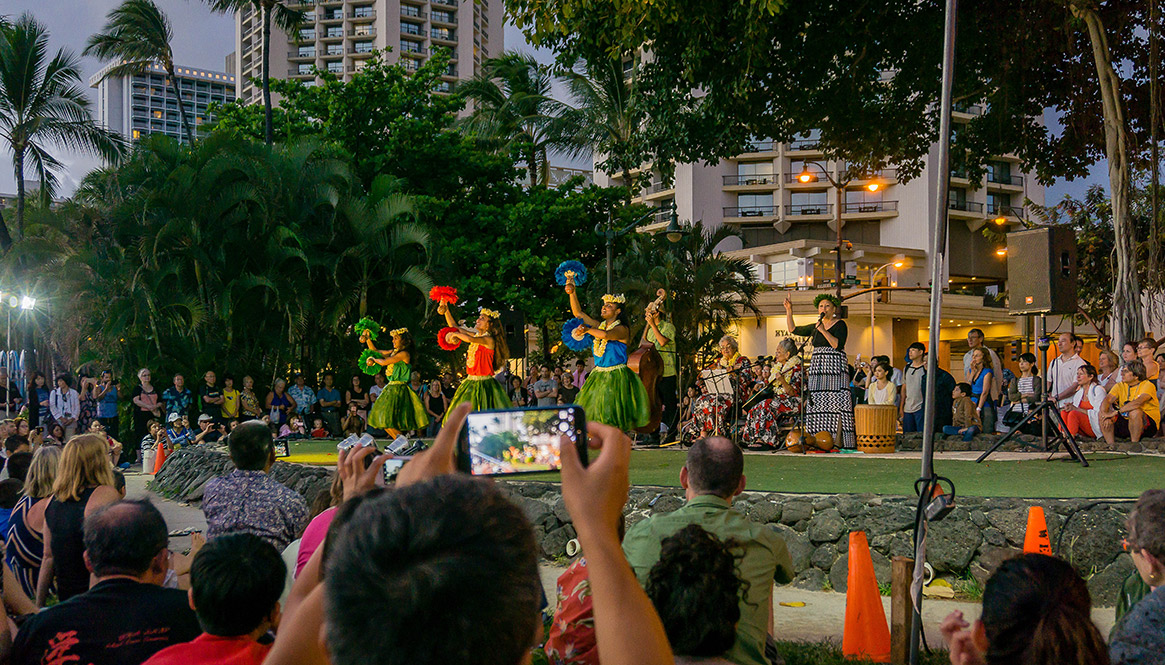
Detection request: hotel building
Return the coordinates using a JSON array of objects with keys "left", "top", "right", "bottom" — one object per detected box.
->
[{"left": 89, "top": 62, "right": 237, "bottom": 144}]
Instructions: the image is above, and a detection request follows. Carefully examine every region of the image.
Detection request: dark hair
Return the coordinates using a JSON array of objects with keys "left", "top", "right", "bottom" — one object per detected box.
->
[
  {"left": 486, "top": 317, "right": 511, "bottom": 367},
  {"left": 1019, "top": 352, "right": 1038, "bottom": 374},
  {"left": 1127, "top": 489, "right": 1165, "bottom": 562},
  {"left": 55, "top": 374, "right": 73, "bottom": 388},
  {"left": 222, "top": 374, "right": 235, "bottom": 383},
  {"left": 1077, "top": 364, "right": 1097, "bottom": 384},
  {"left": 83, "top": 500, "right": 169, "bottom": 577},
  {"left": 324, "top": 476, "right": 540, "bottom": 665},
  {"left": 112, "top": 469, "right": 126, "bottom": 494},
  {"left": 955, "top": 382, "right": 973, "bottom": 395},
  {"left": 908, "top": 342, "right": 926, "bottom": 353},
  {"left": 968, "top": 328, "right": 985, "bottom": 338},
  {"left": 685, "top": 437, "right": 744, "bottom": 499},
  {"left": 6, "top": 451, "right": 32, "bottom": 483},
  {"left": 0, "top": 478, "right": 22, "bottom": 509},
  {"left": 874, "top": 361, "right": 892, "bottom": 377},
  {"left": 394, "top": 330, "right": 415, "bottom": 353},
  {"left": 228, "top": 420, "right": 274, "bottom": 471},
  {"left": 191, "top": 533, "right": 286, "bottom": 636},
  {"left": 980, "top": 554, "right": 1108, "bottom": 665},
  {"left": 4, "top": 434, "right": 29, "bottom": 455},
  {"left": 1124, "top": 359, "right": 1148, "bottom": 382},
  {"left": 645, "top": 525, "right": 741, "bottom": 657}
]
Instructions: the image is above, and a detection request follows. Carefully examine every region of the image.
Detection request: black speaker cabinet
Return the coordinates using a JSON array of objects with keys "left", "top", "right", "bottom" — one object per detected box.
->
[
  {"left": 1006, "top": 227, "right": 1077, "bottom": 315},
  {"left": 499, "top": 310, "right": 527, "bottom": 358}
]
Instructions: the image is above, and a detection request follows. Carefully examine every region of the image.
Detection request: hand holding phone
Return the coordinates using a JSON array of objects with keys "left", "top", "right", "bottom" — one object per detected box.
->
[
  {"left": 338, "top": 444, "right": 390, "bottom": 501},
  {"left": 458, "top": 405, "right": 587, "bottom": 477}
]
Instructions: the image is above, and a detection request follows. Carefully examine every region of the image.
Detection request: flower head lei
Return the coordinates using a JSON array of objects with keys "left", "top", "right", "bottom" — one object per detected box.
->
[
  {"left": 479, "top": 307, "right": 501, "bottom": 320},
  {"left": 602, "top": 294, "right": 626, "bottom": 305},
  {"left": 389, "top": 327, "right": 408, "bottom": 336}
]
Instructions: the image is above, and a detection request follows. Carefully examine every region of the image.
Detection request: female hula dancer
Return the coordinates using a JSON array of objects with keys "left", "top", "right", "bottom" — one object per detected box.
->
[
  {"left": 783, "top": 293, "right": 855, "bottom": 449},
  {"left": 362, "top": 327, "right": 429, "bottom": 439},
  {"left": 565, "top": 282, "right": 650, "bottom": 431},
  {"left": 437, "top": 300, "right": 511, "bottom": 422}
]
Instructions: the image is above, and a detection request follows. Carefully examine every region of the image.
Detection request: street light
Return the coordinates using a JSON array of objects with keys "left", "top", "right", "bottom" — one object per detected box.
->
[
  {"left": 0, "top": 295, "right": 35, "bottom": 417},
  {"left": 20, "top": 296, "right": 35, "bottom": 310},
  {"left": 595, "top": 202, "right": 686, "bottom": 293},
  {"left": 796, "top": 163, "right": 885, "bottom": 299},
  {"left": 870, "top": 257, "right": 907, "bottom": 358}
]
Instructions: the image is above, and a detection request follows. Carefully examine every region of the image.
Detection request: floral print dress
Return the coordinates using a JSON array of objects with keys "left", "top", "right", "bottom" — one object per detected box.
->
[{"left": 742, "top": 358, "right": 803, "bottom": 447}]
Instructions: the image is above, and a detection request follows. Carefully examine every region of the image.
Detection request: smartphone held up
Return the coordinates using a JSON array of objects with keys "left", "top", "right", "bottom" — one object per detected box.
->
[{"left": 458, "top": 405, "right": 587, "bottom": 477}]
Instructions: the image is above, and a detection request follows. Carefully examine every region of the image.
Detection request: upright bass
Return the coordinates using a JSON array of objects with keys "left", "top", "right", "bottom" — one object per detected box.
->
[{"left": 628, "top": 289, "right": 667, "bottom": 435}]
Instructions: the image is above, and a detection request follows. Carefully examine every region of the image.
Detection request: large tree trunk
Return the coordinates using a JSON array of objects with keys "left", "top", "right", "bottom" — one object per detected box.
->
[
  {"left": 166, "top": 68, "right": 196, "bottom": 145},
  {"left": 6, "top": 148, "right": 22, "bottom": 248},
  {"left": 261, "top": 4, "right": 274, "bottom": 146},
  {"left": 1074, "top": 5, "right": 1143, "bottom": 347}
]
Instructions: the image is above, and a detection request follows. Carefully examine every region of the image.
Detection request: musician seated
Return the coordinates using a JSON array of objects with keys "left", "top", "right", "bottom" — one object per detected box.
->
[
  {"left": 742, "top": 338, "right": 803, "bottom": 450},
  {"left": 682, "top": 335, "right": 748, "bottom": 443}
]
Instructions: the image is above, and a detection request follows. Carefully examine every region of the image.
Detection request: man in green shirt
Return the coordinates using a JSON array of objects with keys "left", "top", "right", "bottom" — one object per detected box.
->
[
  {"left": 622, "top": 437, "right": 794, "bottom": 665},
  {"left": 643, "top": 306, "right": 679, "bottom": 442}
]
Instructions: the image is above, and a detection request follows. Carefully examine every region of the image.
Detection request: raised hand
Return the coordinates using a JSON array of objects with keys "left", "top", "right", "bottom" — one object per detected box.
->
[
  {"left": 565, "top": 283, "right": 576, "bottom": 296},
  {"left": 783, "top": 295, "right": 793, "bottom": 313},
  {"left": 437, "top": 301, "right": 449, "bottom": 315}
]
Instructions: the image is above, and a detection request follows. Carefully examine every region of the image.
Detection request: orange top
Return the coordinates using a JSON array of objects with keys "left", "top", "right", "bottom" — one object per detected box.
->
[{"left": 465, "top": 343, "right": 496, "bottom": 377}]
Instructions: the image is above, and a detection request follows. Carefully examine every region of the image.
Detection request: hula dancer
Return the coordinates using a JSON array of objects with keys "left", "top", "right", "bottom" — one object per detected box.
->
[
  {"left": 783, "top": 293, "right": 855, "bottom": 449},
  {"left": 564, "top": 282, "right": 650, "bottom": 430},
  {"left": 437, "top": 300, "right": 511, "bottom": 422},
  {"left": 361, "top": 327, "right": 429, "bottom": 438}
]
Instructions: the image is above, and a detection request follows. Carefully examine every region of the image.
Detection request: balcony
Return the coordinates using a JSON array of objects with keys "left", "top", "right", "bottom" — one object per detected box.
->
[
  {"left": 430, "top": 12, "right": 458, "bottom": 24},
  {"left": 401, "top": 23, "right": 423, "bottom": 36},
  {"left": 349, "top": 9, "right": 376, "bottom": 20},
  {"left": 289, "top": 68, "right": 315, "bottom": 77},
  {"left": 723, "top": 174, "right": 776, "bottom": 186},
  {"left": 431, "top": 0, "right": 458, "bottom": 8},
  {"left": 400, "top": 43, "right": 424, "bottom": 54},
  {"left": 842, "top": 201, "right": 898, "bottom": 214},
  {"left": 741, "top": 140, "right": 775, "bottom": 153},
  {"left": 321, "top": 29, "right": 344, "bottom": 40},
  {"left": 948, "top": 200, "right": 984, "bottom": 213},
  {"left": 643, "top": 181, "right": 674, "bottom": 196},
  {"left": 296, "top": 31, "right": 316, "bottom": 41},
  {"left": 400, "top": 7, "right": 426, "bottom": 19},
  {"left": 318, "top": 11, "right": 344, "bottom": 22},
  {"left": 986, "top": 203, "right": 1024, "bottom": 219},
  {"left": 350, "top": 27, "right": 376, "bottom": 37},
  {"left": 431, "top": 29, "right": 456, "bottom": 42},
  {"left": 788, "top": 139, "right": 822, "bottom": 151},
  {"left": 786, "top": 203, "right": 833, "bottom": 216},
  {"left": 987, "top": 173, "right": 1023, "bottom": 187},
  {"left": 349, "top": 45, "right": 375, "bottom": 55},
  {"left": 724, "top": 206, "right": 777, "bottom": 218},
  {"left": 953, "top": 102, "right": 984, "bottom": 115},
  {"left": 784, "top": 172, "right": 829, "bottom": 185}
]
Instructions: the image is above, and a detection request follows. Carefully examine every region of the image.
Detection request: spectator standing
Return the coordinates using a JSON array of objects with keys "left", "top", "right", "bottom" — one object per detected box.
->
[
  {"left": 287, "top": 374, "right": 315, "bottom": 425},
  {"left": 900, "top": 342, "right": 927, "bottom": 432},
  {"left": 93, "top": 370, "right": 119, "bottom": 438},
  {"left": 508, "top": 376, "right": 527, "bottom": 406},
  {"left": 6, "top": 445, "right": 60, "bottom": 598},
  {"left": 14, "top": 501, "right": 202, "bottom": 665},
  {"left": 424, "top": 380, "right": 448, "bottom": 437},
  {"left": 265, "top": 379, "right": 295, "bottom": 427},
  {"left": 199, "top": 371, "right": 224, "bottom": 422},
  {"left": 560, "top": 373, "right": 580, "bottom": 404},
  {"left": 161, "top": 374, "right": 194, "bottom": 421},
  {"left": 316, "top": 373, "right": 342, "bottom": 435},
  {"left": 1100, "top": 360, "right": 1161, "bottom": 444},
  {"left": 367, "top": 372, "right": 386, "bottom": 404},
  {"left": 49, "top": 374, "right": 81, "bottom": 440},
  {"left": 621, "top": 437, "right": 793, "bottom": 665},
  {"left": 966, "top": 348, "right": 996, "bottom": 434},
  {"left": 143, "top": 533, "right": 285, "bottom": 665},
  {"left": 238, "top": 376, "right": 263, "bottom": 420},
  {"left": 346, "top": 375, "right": 369, "bottom": 421},
  {"left": 532, "top": 366, "right": 559, "bottom": 407},
  {"left": 0, "top": 367, "right": 21, "bottom": 416},
  {"left": 1109, "top": 489, "right": 1165, "bottom": 665},
  {"left": 408, "top": 373, "right": 424, "bottom": 399},
  {"left": 1047, "top": 332, "right": 1085, "bottom": 407},
  {"left": 130, "top": 368, "right": 162, "bottom": 444},
  {"left": 940, "top": 554, "right": 1108, "bottom": 665},
  {"left": 77, "top": 372, "right": 98, "bottom": 433},
  {"left": 201, "top": 421, "right": 308, "bottom": 551},
  {"left": 28, "top": 372, "right": 51, "bottom": 431},
  {"left": 37, "top": 434, "right": 122, "bottom": 605},
  {"left": 220, "top": 375, "right": 240, "bottom": 421},
  {"left": 440, "top": 371, "right": 458, "bottom": 400},
  {"left": 963, "top": 328, "right": 1003, "bottom": 405}
]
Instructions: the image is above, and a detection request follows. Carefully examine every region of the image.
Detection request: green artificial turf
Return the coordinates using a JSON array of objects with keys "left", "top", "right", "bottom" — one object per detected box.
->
[{"left": 285, "top": 439, "right": 1161, "bottom": 498}]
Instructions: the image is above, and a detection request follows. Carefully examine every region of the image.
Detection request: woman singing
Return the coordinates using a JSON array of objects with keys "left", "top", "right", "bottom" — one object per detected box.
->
[
  {"left": 437, "top": 301, "right": 511, "bottom": 421},
  {"left": 362, "top": 327, "right": 429, "bottom": 439},
  {"left": 784, "top": 294, "right": 854, "bottom": 449},
  {"left": 683, "top": 335, "right": 749, "bottom": 443},
  {"left": 742, "top": 337, "right": 802, "bottom": 449},
  {"left": 564, "top": 285, "right": 650, "bottom": 431}
]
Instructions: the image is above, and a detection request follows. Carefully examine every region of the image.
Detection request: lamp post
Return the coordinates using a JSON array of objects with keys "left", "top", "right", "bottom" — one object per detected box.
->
[
  {"left": 595, "top": 202, "right": 686, "bottom": 293},
  {"left": 796, "top": 163, "right": 883, "bottom": 300},
  {"left": 3, "top": 295, "right": 35, "bottom": 418},
  {"left": 869, "top": 258, "right": 906, "bottom": 359}
]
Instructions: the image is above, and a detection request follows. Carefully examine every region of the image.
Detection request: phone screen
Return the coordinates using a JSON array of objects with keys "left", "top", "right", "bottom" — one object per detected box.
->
[
  {"left": 460, "top": 406, "right": 587, "bottom": 476},
  {"left": 382, "top": 457, "right": 410, "bottom": 484},
  {"left": 273, "top": 440, "right": 290, "bottom": 458}
]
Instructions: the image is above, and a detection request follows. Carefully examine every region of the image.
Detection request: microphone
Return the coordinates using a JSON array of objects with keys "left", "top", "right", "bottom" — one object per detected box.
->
[{"left": 817, "top": 312, "right": 825, "bottom": 323}]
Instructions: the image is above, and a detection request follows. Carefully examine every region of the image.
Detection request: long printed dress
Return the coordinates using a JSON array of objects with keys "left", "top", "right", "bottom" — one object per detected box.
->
[
  {"left": 794, "top": 320, "right": 855, "bottom": 449},
  {"left": 443, "top": 342, "right": 511, "bottom": 422},
  {"left": 742, "top": 358, "right": 803, "bottom": 447},
  {"left": 682, "top": 354, "right": 749, "bottom": 443},
  {"left": 574, "top": 322, "right": 651, "bottom": 431}
]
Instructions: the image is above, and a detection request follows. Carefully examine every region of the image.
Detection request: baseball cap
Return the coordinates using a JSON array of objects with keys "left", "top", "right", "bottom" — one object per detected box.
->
[
  {"left": 167, "top": 413, "right": 180, "bottom": 423},
  {"left": 198, "top": 414, "right": 213, "bottom": 422}
]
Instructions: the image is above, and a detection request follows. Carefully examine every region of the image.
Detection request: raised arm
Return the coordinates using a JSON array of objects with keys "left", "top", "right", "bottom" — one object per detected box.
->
[
  {"left": 783, "top": 296, "right": 795, "bottom": 333},
  {"left": 566, "top": 283, "right": 601, "bottom": 327},
  {"left": 367, "top": 351, "right": 409, "bottom": 368}
]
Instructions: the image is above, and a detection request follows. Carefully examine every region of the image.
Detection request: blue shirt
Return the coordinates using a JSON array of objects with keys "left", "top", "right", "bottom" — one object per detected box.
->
[
  {"left": 316, "top": 387, "right": 341, "bottom": 409},
  {"left": 970, "top": 368, "right": 993, "bottom": 401},
  {"left": 161, "top": 387, "right": 193, "bottom": 418},
  {"left": 96, "top": 385, "right": 118, "bottom": 419},
  {"left": 288, "top": 385, "right": 315, "bottom": 414},
  {"left": 202, "top": 470, "right": 309, "bottom": 551}
]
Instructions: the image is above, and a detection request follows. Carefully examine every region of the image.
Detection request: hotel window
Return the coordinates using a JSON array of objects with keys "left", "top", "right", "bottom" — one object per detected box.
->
[
  {"left": 353, "top": 41, "right": 374, "bottom": 53},
  {"left": 737, "top": 193, "right": 773, "bottom": 215},
  {"left": 298, "top": 64, "right": 313, "bottom": 75},
  {"left": 788, "top": 159, "right": 826, "bottom": 179},
  {"left": 326, "top": 44, "right": 342, "bottom": 55},
  {"left": 327, "top": 61, "right": 343, "bottom": 73},
  {"left": 326, "top": 26, "right": 343, "bottom": 38}
]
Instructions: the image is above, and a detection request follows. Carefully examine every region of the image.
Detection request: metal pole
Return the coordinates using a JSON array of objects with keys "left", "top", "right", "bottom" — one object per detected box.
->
[
  {"left": 909, "top": 0, "right": 958, "bottom": 661},
  {"left": 835, "top": 182, "right": 844, "bottom": 301},
  {"left": 606, "top": 231, "right": 613, "bottom": 295},
  {"left": 5, "top": 308, "right": 9, "bottom": 419},
  {"left": 871, "top": 290, "right": 877, "bottom": 360}
]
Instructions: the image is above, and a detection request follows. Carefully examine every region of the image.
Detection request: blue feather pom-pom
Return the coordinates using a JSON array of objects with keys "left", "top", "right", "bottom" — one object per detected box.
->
[
  {"left": 555, "top": 260, "right": 588, "bottom": 286},
  {"left": 561, "top": 318, "right": 592, "bottom": 352}
]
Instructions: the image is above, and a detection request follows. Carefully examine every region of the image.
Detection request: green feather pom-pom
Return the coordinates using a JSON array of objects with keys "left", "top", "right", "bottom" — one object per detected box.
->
[
  {"left": 354, "top": 317, "right": 381, "bottom": 341},
  {"left": 358, "top": 350, "right": 381, "bottom": 375}
]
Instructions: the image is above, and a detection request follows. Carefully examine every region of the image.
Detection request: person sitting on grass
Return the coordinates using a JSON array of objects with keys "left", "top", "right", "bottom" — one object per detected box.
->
[
  {"left": 340, "top": 403, "right": 365, "bottom": 437},
  {"left": 942, "top": 383, "right": 981, "bottom": 442},
  {"left": 1100, "top": 360, "right": 1161, "bottom": 444},
  {"left": 941, "top": 553, "right": 1108, "bottom": 665},
  {"left": 1109, "top": 489, "right": 1165, "bottom": 665},
  {"left": 646, "top": 524, "right": 742, "bottom": 665},
  {"left": 310, "top": 418, "right": 328, "bottom": 439},
  {"left": 143, "top": 533, "right": 285, "bottom": 665}
]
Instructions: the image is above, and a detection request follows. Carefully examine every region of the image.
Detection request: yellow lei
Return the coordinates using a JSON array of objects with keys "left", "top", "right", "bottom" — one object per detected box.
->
[
  {"left": 718, "top": 352, "right": 741, "bottom": 369},
  {"left": 466, "top": 342, "right": 480, "bottom": 371},
  {"left": 591, "top": 320, "right": 614, "bottom": 359}
]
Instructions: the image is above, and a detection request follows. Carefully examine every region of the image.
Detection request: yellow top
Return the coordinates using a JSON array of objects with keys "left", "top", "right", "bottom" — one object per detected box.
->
[{"left": 1110, "top": 380, "right": 1161, "bottom": 426}]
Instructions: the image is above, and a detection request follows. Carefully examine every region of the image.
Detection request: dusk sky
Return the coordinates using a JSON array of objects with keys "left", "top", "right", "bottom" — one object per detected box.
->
[{"left": 2, "top": 0, "right": 1103, "bottom": 205}]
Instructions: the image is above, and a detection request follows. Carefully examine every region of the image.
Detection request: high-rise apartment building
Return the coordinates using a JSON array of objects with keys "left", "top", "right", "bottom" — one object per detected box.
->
[
  {"left": 89, "top": 62, "right": 236, "bottom": 144},
  {"left": 233, "top": 0, "right": 503, "bottom": 104}
]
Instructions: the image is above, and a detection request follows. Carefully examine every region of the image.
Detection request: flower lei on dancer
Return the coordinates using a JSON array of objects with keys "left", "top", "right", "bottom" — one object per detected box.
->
[
  {"left": 436, "top": 297, "right": 511, "bottom": 422},
  {"left": 360, "top": 325, "right": 429, "bottom": 439},
  {"left": 563, "top": 279, "right": 650, "bottom": 431}
]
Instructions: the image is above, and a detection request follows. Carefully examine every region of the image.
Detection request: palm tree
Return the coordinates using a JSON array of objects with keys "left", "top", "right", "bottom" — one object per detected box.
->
[
  {"left": 84, "top": 0, "right": 195, "bottom": 145},
  {"left": 458, "top": 52, "right": 569, "bottom": 186},
  {"left": 555, "top": 56, "right": 645, "bottom": 201},
  {"left": 205, "top": 0, "right": 303, "bottom": 146},
  {"left": 0, "top": 14, "right": 126, "bottom": 248}
]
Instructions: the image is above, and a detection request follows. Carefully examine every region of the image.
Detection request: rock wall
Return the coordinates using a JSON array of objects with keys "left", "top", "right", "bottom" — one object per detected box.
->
[
  {"left": 496, "top": 482, "right": 1137, "bottom": 606},
  {"left": 149, "top": 446, "right": 333, "bottom": 507}
]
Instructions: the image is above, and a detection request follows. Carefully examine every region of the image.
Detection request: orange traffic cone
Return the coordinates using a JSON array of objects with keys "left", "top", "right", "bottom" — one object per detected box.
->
[
  {"left": 842, "top": 531, "right": 891, "bottom": 662},
  {"left": 153, "top": 441, "right": 169, "bottom": 475},
  {"left": 1023, "top": 506, "right": 1052, "bottom": 555}
]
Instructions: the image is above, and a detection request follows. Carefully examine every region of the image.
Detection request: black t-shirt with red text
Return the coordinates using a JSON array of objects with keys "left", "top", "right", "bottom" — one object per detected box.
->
[{"left": 13, "top": 579, "right": 200, "bottom": 665}]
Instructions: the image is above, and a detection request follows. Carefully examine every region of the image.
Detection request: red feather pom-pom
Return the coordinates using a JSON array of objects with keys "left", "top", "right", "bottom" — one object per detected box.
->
[
  {"left": 429, "top": 286, "right": 458, "bottom": 304},
  {"left": 437, "top": 327, "right": 462, "bottom": 351}
]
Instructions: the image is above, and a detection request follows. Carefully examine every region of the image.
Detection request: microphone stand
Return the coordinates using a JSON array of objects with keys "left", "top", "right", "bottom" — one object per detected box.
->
[{"left": 698, "top": 361, "right": 753, "bottom": 447}]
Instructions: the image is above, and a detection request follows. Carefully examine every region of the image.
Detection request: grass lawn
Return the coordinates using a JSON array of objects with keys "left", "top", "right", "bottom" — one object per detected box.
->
[{"left": 285, "top": 439, "right": 1162, "bottom": 498}]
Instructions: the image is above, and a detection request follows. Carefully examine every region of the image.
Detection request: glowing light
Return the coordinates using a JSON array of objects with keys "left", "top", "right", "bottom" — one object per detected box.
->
[
  {"left": 798, "top": 169, "right": 816, "bottom": 183},
  {"left": 867, "top": 182, "right": 880, "bottom": 192}
]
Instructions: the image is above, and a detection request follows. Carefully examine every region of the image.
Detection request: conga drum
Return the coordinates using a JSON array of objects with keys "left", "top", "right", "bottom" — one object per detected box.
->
[{"left": 855, "top": 404, "right": 898, "bottom": 453}]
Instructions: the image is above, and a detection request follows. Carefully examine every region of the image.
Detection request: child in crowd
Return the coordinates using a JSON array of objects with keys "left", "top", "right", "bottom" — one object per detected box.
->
[
  {"left": 310, "top": 418, "right": 328, "bottom": 439},
  {"left": 280, "top": 416, "right": 306, "bottom": 440},
  {"left": 943, "top": 382, "right": 982, "bottom": 442}
]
